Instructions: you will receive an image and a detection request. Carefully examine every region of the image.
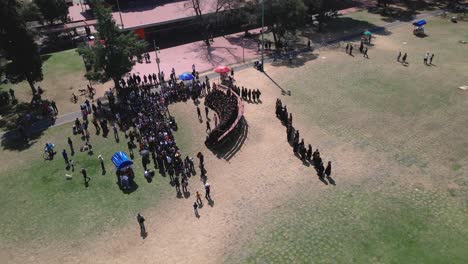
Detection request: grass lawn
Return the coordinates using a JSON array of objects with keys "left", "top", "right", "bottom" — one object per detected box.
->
[
  {"left": 0, "top": 120, "right": 194, "bottom": 245},
  {"left": 226, "top": 14, "right": 468, "bottom": 263}
]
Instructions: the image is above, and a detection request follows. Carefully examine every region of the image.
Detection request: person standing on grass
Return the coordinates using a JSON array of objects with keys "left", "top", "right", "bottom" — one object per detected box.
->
[
  {"left": 397, "top": 51, "right": 401, "bottom": 62},
  {"left": 205, "top": 183, "right": 211, "bottom": 200},
  {"left": 67, "top": 137, "right": 74, "bottom": 155},
  {"left": 9, "top": 88, "right": 15, "bottom": 100},
  {"left": 62, "top": 149, "right": 69, "bottom": 165},
  {"left": 51, "top": 101, "right": 58, "bottom": 115},
  {"left": 98, "top": 155, "right": 105, "bottom": 174},
  {"left": 430, "top": 53, "right": 434, "bottom": 64},
  {"left": 81, "top": 168, "right": 88, "bottom": 186},
  {"left": 325, "top": 161, "right": 332, "bottom": 177},
  {"left": 113, "top": 124, "right": 119, "bottom": 142},
  {"left": 137, "top": 213, "right": 146, "bottom": 235},
  {"left": 196, "top": 191, "right": 203, "bottom": 204}
]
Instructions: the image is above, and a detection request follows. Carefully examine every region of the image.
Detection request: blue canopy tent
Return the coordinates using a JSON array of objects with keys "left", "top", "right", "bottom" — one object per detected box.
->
[
  {"left": 111, "top": 151, "right": 133, "bottom": 170},
  {"left": 413, "top": 19, "right": 426, "bottom": 27},
  {"left": 179, "top": 72, "right": 194, "bottom": 81}
]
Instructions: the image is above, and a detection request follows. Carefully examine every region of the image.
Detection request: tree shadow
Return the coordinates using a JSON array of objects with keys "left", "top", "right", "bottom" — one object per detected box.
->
[
  {"left": 300, "top": 16, "right": 392, "bottom": 48},
  {"left": 1, "top": 118, "right": 54, "bottom": 151},
  {"left": 270, "top": 52, "right": 319, "bottom": 68}
]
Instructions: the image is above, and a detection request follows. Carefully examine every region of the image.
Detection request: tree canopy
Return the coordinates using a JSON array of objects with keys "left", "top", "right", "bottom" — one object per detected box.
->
[
  {"left": 33, "top": 0, "right": 69, "bottom": 24},
  {"left": 77, "top": 0, "right": 147, "bottom": 90},
  {"left": 0, "top": 0, "right": 43, "bottom": 94}
]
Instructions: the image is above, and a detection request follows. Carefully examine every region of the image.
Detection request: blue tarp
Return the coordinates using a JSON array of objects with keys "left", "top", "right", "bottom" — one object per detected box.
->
[
  {"left": 111, "top": 151, "right": 133, "bottom": 170},
  {"left": 413, "top": 19, "right": 426, "bottom": 27}
]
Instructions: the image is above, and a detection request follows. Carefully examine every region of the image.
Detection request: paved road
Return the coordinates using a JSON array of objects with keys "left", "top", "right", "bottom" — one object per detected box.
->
[{"left": 0, "top": 9, "right": 443, "bottom": 140}]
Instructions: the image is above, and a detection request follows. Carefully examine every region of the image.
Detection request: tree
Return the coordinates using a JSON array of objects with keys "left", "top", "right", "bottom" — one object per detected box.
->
[
  {"left": 263, "top": 0, "right": 308, "bottom": 48},
  {"left": 19, "top": 0, "right": 42, "bottom": 22},
  {"left": 77, "top": 0, "right": 147, "bottom": 91},
  {"left": 0, "top": 0, "right": 43, "bottom": 94},
  {"left": 34, "top": 0, "right": 69, "bottom": 24},
  {"left": 188, "top": 0, "right": 243, "bottom": 46}
]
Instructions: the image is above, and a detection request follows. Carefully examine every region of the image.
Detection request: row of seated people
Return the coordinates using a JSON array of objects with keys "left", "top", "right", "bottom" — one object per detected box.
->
[{"left": 204, "top": 88, "right": 240, "bottom": 146}]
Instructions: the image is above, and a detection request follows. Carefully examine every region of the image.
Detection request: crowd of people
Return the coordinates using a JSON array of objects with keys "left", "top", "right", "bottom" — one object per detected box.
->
[
  {"left": 204, "top": 86, "right": 240, "bottom": 146},
  {"left": 275, "top": 99, "right": 334, "bottom": 184}
]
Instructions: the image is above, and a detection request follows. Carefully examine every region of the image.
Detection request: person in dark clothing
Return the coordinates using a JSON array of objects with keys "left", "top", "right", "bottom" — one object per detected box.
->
[
  {"left": 346, "top": 43, "right": 349, "bottom": 53},
  {"left": 288, "top": 113, "right": 293, "bottom": 127},
  {"left": 430, "top": 54, "right": 434, "bottom": 64},
  {"left": 197, "top": 152, "right": 204, "bottom": 166},
  {"left": 81, "top": 168, "right": 89, "bottom": 187},
  {"left": 293, "top": 138, "right": 299, "bottom": 153},
  {"left": 206, "top": 120, "right": 211, "bottom": 132},
  {"left": 51, "top": 101, "right": 58, "bottom": 114},
  {"left": 197, "top": 106, "right": 202, "bottom": 121},
  {"left": 307, "top": 144, "right": 312, "bottom": 161},
  {"left": 402, "top": 53, "right": 407, "bottom": 64},
  {"left": 62, "top": 149, "right": 69, "bottom": 165},
  {"left": 205, "top": 183, "right": 211, "bottom": 199},
  {"left": 363, "top": 47, "right": 368, "bottom": 58},
  {"left": 174, "top": 176, "right": 180, "bottom": 192},
  {"left": 67, "top": 137, "right": 74, "bottom": 155},
  {"left": 99, "top": 155, "right": 105, "bottom": 174},
  {"left": 325, "top": 161, "right": 332, "bottom": 177},
  {"left": 317, "top": 162, "right": 325, "bottom": 178},
  {"left": 113, "top": 124, "right": 119, "bottom": 142},
  {"left": 9, "top": 88, "right": 15, "bottom": 100},
  {"left": 193, "top": 202, "right": 199, "bottom": 217},
  {"left": 349, "top": 45, "right": 353, "bottom": 56},
  {"left": 137, "top": 213, "right": 146, "bottom": 236},
  {"left": 205, "top": 106, "right": 209, "bottom": 118},
  {"left": 359, "top": 41, "right": 364, "bottom": 53}
]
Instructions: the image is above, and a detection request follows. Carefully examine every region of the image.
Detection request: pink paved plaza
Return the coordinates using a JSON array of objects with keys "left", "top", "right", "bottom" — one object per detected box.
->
[{"left": 131, "top": 29, "right": 263, "bottom": 77}]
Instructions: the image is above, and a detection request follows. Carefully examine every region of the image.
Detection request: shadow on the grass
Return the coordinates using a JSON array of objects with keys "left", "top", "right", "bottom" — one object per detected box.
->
[
  {"left": 1, "top": 115, "right": 56, "bottom": 151},
  {"left": 368, "top": 0, "right": 445, "bottom": 22},
  {"left": 209, "top": 117, "right": 248, "bottom": 161}
]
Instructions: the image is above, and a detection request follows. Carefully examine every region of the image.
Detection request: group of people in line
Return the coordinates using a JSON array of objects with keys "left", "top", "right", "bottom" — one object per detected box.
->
[{"left": 276, "top": 99, "right": 333, "bottom": 182}]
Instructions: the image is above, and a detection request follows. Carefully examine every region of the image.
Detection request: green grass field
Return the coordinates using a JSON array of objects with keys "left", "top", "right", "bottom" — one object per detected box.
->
[{"left": 0, "top": 122, "right": 195, "bottom": 244}]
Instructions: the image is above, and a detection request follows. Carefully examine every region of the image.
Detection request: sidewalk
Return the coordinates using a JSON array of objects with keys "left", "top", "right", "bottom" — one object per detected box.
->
[{"left": 0, "top": 9, "right": 444, "bottom": 139}]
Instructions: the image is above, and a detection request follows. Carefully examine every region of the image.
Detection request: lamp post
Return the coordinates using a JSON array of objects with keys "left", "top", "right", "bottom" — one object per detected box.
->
[
  {"left": 261, "top": 0, "right": 265, "bottom": 68},
  {"left": 152, "top": 39, "right": 161, "bottom": 85},
  {"left": 116, "top": 0, "right": 124, "bottom": 29},
  {"left": 79, "top": 0, "right": 84, "bottom": 12}
]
